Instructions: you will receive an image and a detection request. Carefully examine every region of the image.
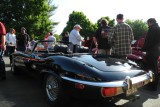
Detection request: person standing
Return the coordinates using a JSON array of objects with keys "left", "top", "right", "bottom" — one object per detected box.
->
[
  {"left": 44, "top": 32, "right": 50, "bottom": 41},
  {"left": 69, "top": 24, "right": 84, "bottom": 53},
  {"left": 62, "top": 31, "right": 69, "bottom": 42},
  {"left": 0, "top": 21, "right": 6, "bottom": 81},
  {"left": 108, "top": 14, "right": 134, "bottom": 58},
  {"left": 5, "top": 28, "right": 16, "bottom": 64},
  {"left": 47, "top": 32, "right": 56, "bottom": 49},
  {"left": 27, "top": 35, "right": 36, "bottom": 51},
  {"left": 16, "top": 27, "right": 30, "bottom": 52},
  {"left": 43, "top": 32, "right": 50, "bottom": 48},
  {"left": 142, "top": 18, "right": 160, "bottom": 91},
  {"left": 93, "top": 19, "right": 111, "bottom": 55}
]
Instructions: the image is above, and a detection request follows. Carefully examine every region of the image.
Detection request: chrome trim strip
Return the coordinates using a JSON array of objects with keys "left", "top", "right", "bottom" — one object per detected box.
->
[
  {"left": 62, "top": 76, "right": 125, "bottom": 87},
  {"left": 61, "top": 73, "right": 151, "bottom": 87}
]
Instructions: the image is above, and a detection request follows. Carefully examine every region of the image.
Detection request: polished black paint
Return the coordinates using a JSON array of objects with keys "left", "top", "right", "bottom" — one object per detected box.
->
[{"left": 11, "top": 41, "right": 150, "bottom": 104}]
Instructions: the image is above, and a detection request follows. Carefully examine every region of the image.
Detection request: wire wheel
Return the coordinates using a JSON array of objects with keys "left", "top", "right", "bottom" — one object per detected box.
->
[
  {"left": 45, "top": 75, "right": 60, "bottom": 102},
  {"left": 11, "top": 59, "right": 18, "bottom": 74}
]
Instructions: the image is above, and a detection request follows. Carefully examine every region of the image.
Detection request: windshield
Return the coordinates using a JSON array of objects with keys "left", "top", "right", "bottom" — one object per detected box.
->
[
  {"left": 32, "top": 41, "right": 68, "bottom": 53},
  {"left": 31, "top": 40, "right": 89, "bottom": 54}
]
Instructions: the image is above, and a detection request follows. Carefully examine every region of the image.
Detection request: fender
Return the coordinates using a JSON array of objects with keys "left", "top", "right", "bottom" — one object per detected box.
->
[{"left": 40, "top": 69, "right": 62, "bottom": 82}]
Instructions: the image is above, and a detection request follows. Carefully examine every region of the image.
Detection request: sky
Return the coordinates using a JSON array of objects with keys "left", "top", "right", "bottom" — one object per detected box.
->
[{"left": 51, "top": 0, "right": 160, "bottom": 35}]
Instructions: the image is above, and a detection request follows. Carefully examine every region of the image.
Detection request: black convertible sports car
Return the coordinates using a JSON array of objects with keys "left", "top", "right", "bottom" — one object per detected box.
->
[{"left": 11, "top": 41, "right": 154, "bottom": 106}]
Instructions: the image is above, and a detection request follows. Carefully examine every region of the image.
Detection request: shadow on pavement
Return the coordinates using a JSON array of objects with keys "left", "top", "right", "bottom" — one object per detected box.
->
[
  {"left": 0, "top": 70, "right": 118, "bottom": 107},
  {"left": 0, "top": 71, "right": 50, "bottom": 107},
  {"left": 116, "top": 83, "right": 160, "bottom": 107}
]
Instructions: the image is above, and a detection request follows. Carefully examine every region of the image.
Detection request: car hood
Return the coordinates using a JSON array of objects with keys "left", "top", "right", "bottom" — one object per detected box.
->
[{"left": 72, "top": 55, "right": 138, "bottom": 72}]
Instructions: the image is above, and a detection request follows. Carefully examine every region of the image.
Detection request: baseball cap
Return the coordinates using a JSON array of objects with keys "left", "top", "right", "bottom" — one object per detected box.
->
[{"left": 74, "top": 24, "right": 82, "bottom": 29}]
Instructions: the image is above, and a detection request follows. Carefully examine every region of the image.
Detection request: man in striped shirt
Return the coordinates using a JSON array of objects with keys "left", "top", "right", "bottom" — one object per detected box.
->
[{"left": 108, "top": 14, "right": 134, "bottom": 58}]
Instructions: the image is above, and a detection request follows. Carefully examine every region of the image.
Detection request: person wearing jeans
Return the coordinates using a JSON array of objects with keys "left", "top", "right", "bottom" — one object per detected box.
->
[{"left": 5, "top": 28, "right": 16, "bottom": 64}]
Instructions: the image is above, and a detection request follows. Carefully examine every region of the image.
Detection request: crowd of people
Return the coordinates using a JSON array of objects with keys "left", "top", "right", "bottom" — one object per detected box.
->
[
  {"left": 0, "top": 13, "right": 160, "bottom": 91},
  {"left": 59, "top": 14, "right": 160, "bottom": 91},
  {"left": 0, "top": 25, "right": 57, "bottom": 81}
]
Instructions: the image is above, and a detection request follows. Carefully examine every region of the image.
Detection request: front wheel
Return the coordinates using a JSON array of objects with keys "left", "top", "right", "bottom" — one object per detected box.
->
[
  {"left": 11, "top": 59, "right": 19, "bottom": 75},
  {"left": 43, "top": 74, "right": 65, "bottom": 107}
]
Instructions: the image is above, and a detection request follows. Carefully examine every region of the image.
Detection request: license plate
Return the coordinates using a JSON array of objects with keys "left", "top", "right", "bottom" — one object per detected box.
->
[{"left": 126, "top": 87, "right": 137, "bottom": 96}]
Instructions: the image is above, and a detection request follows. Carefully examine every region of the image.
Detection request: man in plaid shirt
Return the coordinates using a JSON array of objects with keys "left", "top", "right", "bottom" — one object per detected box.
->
[{"left": 108, "top": 14, "right": 134, "bottom": 58}]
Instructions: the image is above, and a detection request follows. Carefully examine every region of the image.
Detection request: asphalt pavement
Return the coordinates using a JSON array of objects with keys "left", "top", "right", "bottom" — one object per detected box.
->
[{"left": 0, "top": 56, "right": 160, "bottom": 107}]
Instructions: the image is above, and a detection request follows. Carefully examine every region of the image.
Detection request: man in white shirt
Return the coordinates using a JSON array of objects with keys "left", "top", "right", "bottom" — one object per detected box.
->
[
  {"left": 6, "top": 28, "right": 16, "bottom": 64},
  {"left": 47, "top": 32, "right": 56, "bottom": 49},
  {"left": 69, "top": 24, "right": 84, "bottom": 52},
  {"left": 6, "top": 28, "right": 16, "bottom": 47}
]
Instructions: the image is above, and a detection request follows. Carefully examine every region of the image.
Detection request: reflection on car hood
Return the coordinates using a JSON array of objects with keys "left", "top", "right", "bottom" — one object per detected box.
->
[{"left": 72, "top": 55, "right": 135, "bottom": 72}]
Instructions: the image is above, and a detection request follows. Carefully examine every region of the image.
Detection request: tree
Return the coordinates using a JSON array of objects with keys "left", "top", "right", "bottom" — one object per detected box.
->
[
  {"left": 61, "top": 12, "right": 116, "bottom": 40},
  {"left": 61, "top": 11, "right": 97, "bottom": 39},
  {"left": 54, "top": 34, "right": 60, "bottom": 41},
  {"left": 125, "top": 19, "right": 148, "bottom": 40},
  {"left": 0, "top": 0, "right": 58, "bottom": 39}
]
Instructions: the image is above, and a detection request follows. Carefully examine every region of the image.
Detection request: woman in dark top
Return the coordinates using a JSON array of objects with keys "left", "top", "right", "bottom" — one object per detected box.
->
[{"left": 16, "top": 27, "right": 30, "bottom": 52}]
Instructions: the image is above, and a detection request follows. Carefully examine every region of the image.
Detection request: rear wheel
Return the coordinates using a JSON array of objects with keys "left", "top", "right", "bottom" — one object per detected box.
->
[{"left": 44, "top": 74, "right": 66, "bottom": 107}]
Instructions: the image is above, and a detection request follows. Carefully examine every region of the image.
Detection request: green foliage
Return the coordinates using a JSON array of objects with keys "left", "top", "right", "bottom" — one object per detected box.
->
[
  {"left": 0, "top": 0, "right": 58, "bottom": 39},
  {"left": 61, "top": 11, "right": 97, "bottom": 39},
  {"left": 61, "top": 12, "right": 116, "bottom": 39},
  {"left": 54, "top": 34, "right": 60, "bottom": 41},
  {"left": 125, "top": 19, "right": 148, "bottom": 40}
]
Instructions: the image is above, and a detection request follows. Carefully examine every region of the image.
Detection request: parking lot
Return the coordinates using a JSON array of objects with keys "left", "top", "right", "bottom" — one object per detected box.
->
[{"left": 0, "top": 56, "right": 160, "bottom": 107}]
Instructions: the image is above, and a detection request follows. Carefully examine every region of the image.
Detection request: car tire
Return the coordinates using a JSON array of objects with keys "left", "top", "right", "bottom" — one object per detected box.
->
[
  {"left": 11, "top": 59, "right": 19, "bottom": 75},
  {"left": 43, "top": 74, "right": 66, "bottom": 107}
]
